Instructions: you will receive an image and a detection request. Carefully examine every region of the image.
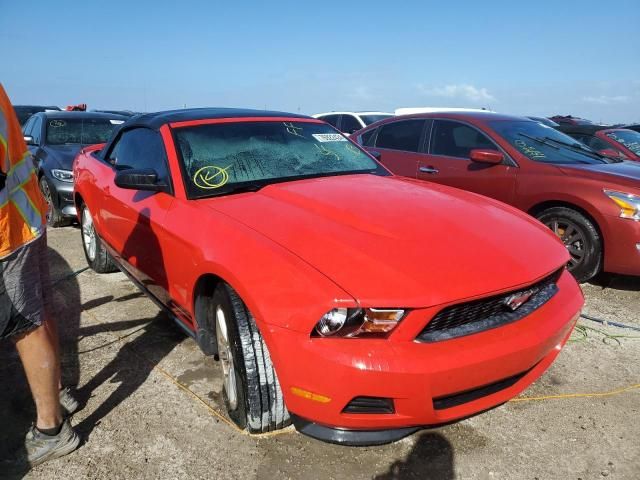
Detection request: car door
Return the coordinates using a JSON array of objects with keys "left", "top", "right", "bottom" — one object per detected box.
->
[
  {"left": 102, "top": 127, "right": 175, "bottom": 303},
  {"left": 419, "top": 119, "right": 517, "bottom": 204},
  {"left": 366, "top": 119, "right": 428, "bottom": 178}
]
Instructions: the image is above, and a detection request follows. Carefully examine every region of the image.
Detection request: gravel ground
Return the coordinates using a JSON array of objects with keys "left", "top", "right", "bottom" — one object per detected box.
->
[{"left": 1, "top": 226, "right": 638, "bottom": 480}]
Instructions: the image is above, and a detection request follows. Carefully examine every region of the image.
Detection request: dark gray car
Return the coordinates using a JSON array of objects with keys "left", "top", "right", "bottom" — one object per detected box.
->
[{"left": 22, "top": 111, "right": 127, "bottom": 226}]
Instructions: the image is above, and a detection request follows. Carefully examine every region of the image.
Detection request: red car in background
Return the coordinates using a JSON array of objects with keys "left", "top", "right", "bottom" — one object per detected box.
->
[
  {"left": 353, "top": 112, "right": 640, "bottom": 282},
  {"left": 555, "top": 124, "right": 640, "bottom": 162},
  {"left": 73, "top": 108, "right": 582, "bottom": 445}
]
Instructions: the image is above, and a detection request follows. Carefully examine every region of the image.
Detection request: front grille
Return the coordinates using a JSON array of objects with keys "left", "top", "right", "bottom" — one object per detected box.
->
[
  {"left": 416, "top": 269, "right": 562, "bottom": 343},
  {"left": 342, "top": 396, "right": 395, "bottom": 414},
  {"left": 432, "top": 366, "right": 535, "bottom": 410}
]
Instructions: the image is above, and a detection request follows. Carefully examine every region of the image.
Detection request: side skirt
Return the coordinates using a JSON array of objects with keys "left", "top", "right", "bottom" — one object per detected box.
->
[{"left": 101, "top": 238, "right": 196, "bottom": 339}]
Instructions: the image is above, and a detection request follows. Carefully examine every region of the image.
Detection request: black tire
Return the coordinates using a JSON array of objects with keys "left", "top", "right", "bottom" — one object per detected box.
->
[
  {"left": 212, "top": 283, "right": 290, "bottom": 433},
  {"left": 39, "top": 176, "right": 71, "bottom": 227},
  {"left": 536, "top": 207, "right": 602, "bottom": 283},
  {"left": 80, "top": 203, "right": 118, "bottom": 273}
]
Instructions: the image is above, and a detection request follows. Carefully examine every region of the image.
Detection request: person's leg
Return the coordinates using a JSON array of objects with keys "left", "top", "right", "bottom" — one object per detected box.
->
[
  {"left": 13, "top": 324, "right": 62, "bottom": 431},
  {"left": 1, "top": 236, "right": 80, "bottom": 465}
]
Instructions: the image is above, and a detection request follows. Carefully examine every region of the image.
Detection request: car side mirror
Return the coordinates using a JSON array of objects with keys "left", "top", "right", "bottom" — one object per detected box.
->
[
  {"left": 114, "top": 168, "right": 169, "bottom": 193},
  {"left": 598, "top": 148, "right": 627, "bottom": 159},
  {"left": 24, "top": 135, "right": 35, "bottom": 145},
  {"left": 469, "top": 149, "right": 504, "bottom": 164},
  {"left": 369, "top": 150, "right": 382, "bottom": 160}
]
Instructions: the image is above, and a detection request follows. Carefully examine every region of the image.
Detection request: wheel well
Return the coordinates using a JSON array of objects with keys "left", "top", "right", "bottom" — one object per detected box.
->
[
  {"left": 528, "top": 200, "right": 605, "bottom": 254},
  {"left": 74, "top": 192, "right": 84, "bottom": 212},
  {"left": 193, "top": 274, "right": 224, "bottom": 356}
]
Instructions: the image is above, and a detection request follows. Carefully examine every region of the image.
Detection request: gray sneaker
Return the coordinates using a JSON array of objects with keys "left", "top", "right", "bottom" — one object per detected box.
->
[
  {"left": 25, "top": 419, "right": 81, "bottom": 467},
  {"left": 60, "top": 387, "right": 79, "bottom": 416}
]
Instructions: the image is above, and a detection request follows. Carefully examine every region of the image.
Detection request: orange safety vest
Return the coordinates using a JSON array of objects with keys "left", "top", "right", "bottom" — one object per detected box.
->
[{"left": 0, "top": 84, "right": 47, "bottom": 259}]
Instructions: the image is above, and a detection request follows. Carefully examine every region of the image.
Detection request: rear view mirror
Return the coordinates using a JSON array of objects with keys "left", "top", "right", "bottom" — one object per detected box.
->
[
  {"left": 114, "top": 168, "right": 169, "bottom": 193},
  {"left": 469, "top": 149, "right": 504, "bottom": 164},
  {"left": 24, "top": 135, "right": 35, "bottom": 145}
]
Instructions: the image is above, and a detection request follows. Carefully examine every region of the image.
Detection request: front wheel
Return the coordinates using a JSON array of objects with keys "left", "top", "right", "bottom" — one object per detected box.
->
[
  {"left": 80, "top": 204, "right": 118, "bottom": 273},
  {"left": 39, "top": 176, "right": 71, "bottom": 227},
  {"left": 536, "top": 207, "right": 602, "bottom": 283},
  {"left": 212, "top": 284, "right": 290, "bottom": 433}
]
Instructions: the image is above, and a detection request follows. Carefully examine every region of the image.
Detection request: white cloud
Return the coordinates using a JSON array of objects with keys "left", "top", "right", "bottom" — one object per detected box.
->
[
  {"left": 582, "top": 95, "right": 630, "bottom": 105},
  {"left": 418, "top": 83, "right": 496, "bottom": 103}
]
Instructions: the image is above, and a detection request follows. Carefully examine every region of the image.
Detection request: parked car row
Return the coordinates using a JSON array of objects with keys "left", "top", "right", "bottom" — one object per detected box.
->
[{"left": 69, "top": 107, "right": 586, "bottom": 446}]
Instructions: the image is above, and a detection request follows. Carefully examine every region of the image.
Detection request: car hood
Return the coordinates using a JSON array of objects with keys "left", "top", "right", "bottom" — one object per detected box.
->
[
  {"left": 42, "top": 145, "right": 82, "bottom": 170},
  {"left": 557, "top": 161, "right": 640, "bottom": 190},
  {"left": 202, "top": 175, "right": 568, "bottom": 308}
]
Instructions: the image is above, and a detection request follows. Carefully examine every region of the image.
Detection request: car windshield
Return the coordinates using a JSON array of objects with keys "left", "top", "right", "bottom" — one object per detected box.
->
[
  {"left": 489, "top": 120, "right": 610, "bottom": 164},
  {"left": 45, "top": 117, "right": 124, "bottom": 145},
  {"left": 604, "top": 130, "right": 640, "bottom": 156},
  {"left": 360, "top": 114, "right": 392, "bottom": 126},
  {"left": 174, "top": 120, "right": 386, "bottom": 198}
]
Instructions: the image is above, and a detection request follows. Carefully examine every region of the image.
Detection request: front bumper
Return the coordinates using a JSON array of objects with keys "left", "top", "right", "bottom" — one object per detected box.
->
[
  {"left": 265, "top": 270, "right": 583, "bottom": 441},
  {"left": 45, "top": 174, "right": 77, "bottom": 217},
  {"left": 602, "top": 215, "right": 640, "bottom": 275}
]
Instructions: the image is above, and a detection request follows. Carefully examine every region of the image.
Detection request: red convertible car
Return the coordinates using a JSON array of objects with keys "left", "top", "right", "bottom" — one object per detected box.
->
[
  {"left": 353, "top": 112, "right": 640, "bottom": 283},
  {"left": 73, "top": 108, "right": 583, "bottom": 445}
]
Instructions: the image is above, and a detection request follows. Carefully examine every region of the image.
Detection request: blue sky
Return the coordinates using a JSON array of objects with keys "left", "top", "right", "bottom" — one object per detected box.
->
[{"left": 1, "top": 0, "right": 639, "bottom": 123}]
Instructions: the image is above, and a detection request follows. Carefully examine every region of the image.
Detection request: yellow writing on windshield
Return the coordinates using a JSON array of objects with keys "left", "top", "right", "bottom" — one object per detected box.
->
[{"left": 193, "top": 165, "right": 232, "bottom": 189}]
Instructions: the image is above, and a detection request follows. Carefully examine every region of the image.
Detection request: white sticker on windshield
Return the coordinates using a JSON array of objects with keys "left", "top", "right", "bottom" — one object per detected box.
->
[
  {"left": 110, "top": 120, "right": 125, "bottom": 125},
  {"left": 312, "top": 133, "right": 347, "bottom": 142}
]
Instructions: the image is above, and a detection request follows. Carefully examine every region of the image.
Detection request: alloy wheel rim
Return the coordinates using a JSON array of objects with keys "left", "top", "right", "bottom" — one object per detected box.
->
[
  {"left": 545, "top": 218, "right": 586, "bottom": 270},
  {"left": 216, "top": 306, "right": 238, "bottom": 410},
  {"left": 82, "top": 208, "right": 97, "bottom": 261}
]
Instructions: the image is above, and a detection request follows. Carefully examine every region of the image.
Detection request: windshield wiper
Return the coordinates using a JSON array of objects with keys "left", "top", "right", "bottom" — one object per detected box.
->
[
  {"left": 199, "top": 183, "right": 266, "bottom": 198},
  {"left": 517, "top": 132, "right": 559, "bottom": 149},
  {"left": 542, "top": 136, "right": 618, "bottom": 163},
  {"left": 517, "top": 132, "right": 604, "bottom": 164}
]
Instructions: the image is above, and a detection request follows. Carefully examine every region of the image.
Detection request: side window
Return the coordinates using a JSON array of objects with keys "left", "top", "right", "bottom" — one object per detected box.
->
[
  {"left": 341, "top": 115, "right": 362, "bottom": 134},
  {"left": 431, "top": 120, "right": 495, "bottom": 159},
  {"left": 108, "top": 128, "right": 170, "bottom": 182},
  {"left": 22, "top": 117, "right": 34, "bottom": 137},
  {"left": 375, "top": 120, "right": 424, "bottom": 152},
  {"left": 361, "top": 128, "right": 377, "bottom": 147},
  {"left": 320, "top": 115, "right": 341, "bottom": 128},
  {"left": 586, "top": 135, "right": 616, "bottom": 152},
  {"left": 30, "top": 117, "right": 43, "bottom": 144}
]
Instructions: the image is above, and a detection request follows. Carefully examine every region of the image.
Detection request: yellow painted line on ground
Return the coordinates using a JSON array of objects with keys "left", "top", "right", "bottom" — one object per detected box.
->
[
  {"left": 80, "top": 308, "right": 291, "bottom": 438},
  {"left": 511, "top": 383, "right": 640, "bottom": 403}
]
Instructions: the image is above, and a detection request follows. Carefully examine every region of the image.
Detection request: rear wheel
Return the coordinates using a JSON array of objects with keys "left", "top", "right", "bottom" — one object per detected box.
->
[
  {"left": 39, "top": 176, "right": 71, "bottom": 227},
  {"left": 212, "top": 283, "right": 290, "bottom": 433},
  {"left": 536, "top": 207, "right": 602, "bottom": 282},
  {"left": 80, "top": 203, "right": 118, "bottom": 273}
]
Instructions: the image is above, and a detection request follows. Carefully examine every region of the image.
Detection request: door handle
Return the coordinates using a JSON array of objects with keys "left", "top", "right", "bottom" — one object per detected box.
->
[{"left": 419, "top": 166, "right": 439, "bottom": 174}]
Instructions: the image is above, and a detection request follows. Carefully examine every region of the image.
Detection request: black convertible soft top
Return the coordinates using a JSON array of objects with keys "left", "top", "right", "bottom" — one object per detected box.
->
[{"left": 126, "top": 108, "right": 312, "bottom": 130}]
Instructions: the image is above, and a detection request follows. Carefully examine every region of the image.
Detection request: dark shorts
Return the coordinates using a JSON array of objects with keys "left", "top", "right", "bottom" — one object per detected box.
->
[{"left": 0, "top": 234, "right": 51, "bottom": 339}]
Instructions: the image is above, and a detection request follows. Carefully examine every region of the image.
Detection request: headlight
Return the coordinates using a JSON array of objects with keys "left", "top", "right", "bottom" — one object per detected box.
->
[
  {"left": 313, "top": 307, "right": 406, "bottom": 338},
  {"left": 51, "top": 169, "right": 74, "bottom": 183},
  {"left": 604, "top": 190, "right": 640, "bottom": 221}
]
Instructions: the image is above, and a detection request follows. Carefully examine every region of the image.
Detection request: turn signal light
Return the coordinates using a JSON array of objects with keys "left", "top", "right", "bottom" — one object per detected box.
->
[{"left": 290, "top": 387, "right": 331, "bottom": 403}]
